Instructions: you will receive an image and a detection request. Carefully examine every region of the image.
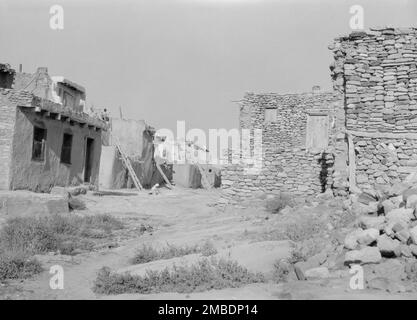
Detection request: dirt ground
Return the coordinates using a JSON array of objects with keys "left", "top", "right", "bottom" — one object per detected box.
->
[{"left": 1, "top": 187, "right": 417, "bottom": 300}]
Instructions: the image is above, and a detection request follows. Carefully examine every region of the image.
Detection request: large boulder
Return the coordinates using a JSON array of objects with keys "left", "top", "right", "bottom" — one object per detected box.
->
[
  {"left": 344, "top": 247, "right": 382, "bottom": 265},
  {"left": 406, "top": 194, "right": 417, "bottom": 209},
  {"left": 385, "top": 208, "right": 414, "bottom": 225},
  {"left": 377, "top": 234, "right": 401, "bottom": 257},
  {"left": 344, "top": 228, "right": 379, "bottom": 249}
]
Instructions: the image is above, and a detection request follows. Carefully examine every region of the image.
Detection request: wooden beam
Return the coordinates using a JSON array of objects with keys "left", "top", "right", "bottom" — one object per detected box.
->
[
  {"left": 348, "top": 130, "right": 417, "bottom": 140},
  {"left": 346, "top": 132, "right": 361, "bottom": 194}
]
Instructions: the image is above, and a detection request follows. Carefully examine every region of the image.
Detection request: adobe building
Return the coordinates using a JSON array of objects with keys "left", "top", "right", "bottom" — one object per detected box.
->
[
  {"left": 99, "top": 117, "right": 162, "bottom": 189},
  {"left": 0, "top": 64, "right": 106, "bottom": 192}
]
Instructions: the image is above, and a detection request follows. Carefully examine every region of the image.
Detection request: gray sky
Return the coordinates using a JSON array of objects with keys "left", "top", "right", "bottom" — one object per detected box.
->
[{"left": 0, "top": 0, "right": 416, "bottom": 133}]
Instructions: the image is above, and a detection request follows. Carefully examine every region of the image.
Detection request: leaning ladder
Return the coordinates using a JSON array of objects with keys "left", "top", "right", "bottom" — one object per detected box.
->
[{"left": 113, "top": 138, "right": 143, "bottom": 191}]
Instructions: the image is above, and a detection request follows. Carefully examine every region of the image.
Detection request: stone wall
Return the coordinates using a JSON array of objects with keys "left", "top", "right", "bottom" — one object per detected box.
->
[
  {"left": 221, "top": 91, "right": 346, "bottom": 203},
  {"left": 330, "top": 28, "right": 417, "bottom": 191}
]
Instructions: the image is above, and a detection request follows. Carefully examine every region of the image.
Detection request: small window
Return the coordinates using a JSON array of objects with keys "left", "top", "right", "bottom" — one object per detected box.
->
[
  {"left": 306, "top": 114, "right": 329, "bottom": 150},
  {"left": 264, "top": 108, "right": 277, "bottom": 123},
  {"left": 32, "top": 126, "right": 47, "bottom": 161},
  {"left": 61, "top": 133, "right": 73, "bottom": 164}
]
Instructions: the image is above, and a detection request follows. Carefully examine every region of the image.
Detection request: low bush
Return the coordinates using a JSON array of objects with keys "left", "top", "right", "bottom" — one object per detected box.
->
[
  {"left": 131, "top": 241, "right": 217, "bottom": 264},
  {"left": 0, "top": 250, "right": 42, "bottom": 281},
  {"left": 94, "top": 258, "right": 265, "bottom": 295}
]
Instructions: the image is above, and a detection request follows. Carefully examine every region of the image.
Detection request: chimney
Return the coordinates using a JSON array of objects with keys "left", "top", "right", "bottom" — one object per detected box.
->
[{"left": 19, "top": 64, "right": 22, "bottom": 73}]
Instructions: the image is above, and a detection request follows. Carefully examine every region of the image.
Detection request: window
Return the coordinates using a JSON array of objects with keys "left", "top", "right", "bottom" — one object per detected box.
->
[
  {"left": 61, "top": 133, "right": 73, "bottom": 164},
  {"left": 264, "top": 108, "right": 277, "bottom": 123},
  {"left": 306, "top": 114, "right": 329, "bottom": 150},
  {"left": 63, "top": 91, "right": 75, "bottom": 108},
  {"left": 32, "top": 126, "right": 47, "bottom": 161}
]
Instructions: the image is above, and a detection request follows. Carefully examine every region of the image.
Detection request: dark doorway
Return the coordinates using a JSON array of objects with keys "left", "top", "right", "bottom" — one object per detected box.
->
[{"left": 84, "top": 138, "right": 94, "bottom": 183}]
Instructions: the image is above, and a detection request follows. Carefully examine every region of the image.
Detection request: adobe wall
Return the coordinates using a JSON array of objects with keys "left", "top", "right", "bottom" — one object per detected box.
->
[
  {"left": 9, "top": 107, "right": 102, "bottom": 192},
  {"left": 221, "top": 91, "right": 347, "bottom": 204},
  {"left": 330, "top": 27, "right": 417, "bottom": 191},
  {"left": 0, "top": 91, "right": 17, "bottom": 189}
]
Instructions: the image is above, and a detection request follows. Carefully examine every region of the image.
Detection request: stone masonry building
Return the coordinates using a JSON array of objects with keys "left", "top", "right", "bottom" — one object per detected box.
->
[{"left": 221, "top": 27, "right": 417, "bottom": 203}]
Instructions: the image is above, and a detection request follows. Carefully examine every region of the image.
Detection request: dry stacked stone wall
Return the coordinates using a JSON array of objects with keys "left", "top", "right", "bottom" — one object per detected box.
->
[
  {"left": 330, "top": 27, "right": 417, "bottom": 191},
  {"left": 221, "top": 91, "right": 346, "bottom": 204}
]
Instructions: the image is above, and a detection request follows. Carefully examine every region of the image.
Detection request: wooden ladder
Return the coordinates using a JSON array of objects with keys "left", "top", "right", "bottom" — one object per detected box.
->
[
  {"left": 155, "top": 162, "right": 173, "bottom": 189},
  {"left": 113, "top": 137, "right": 143, "bottom": 191}
]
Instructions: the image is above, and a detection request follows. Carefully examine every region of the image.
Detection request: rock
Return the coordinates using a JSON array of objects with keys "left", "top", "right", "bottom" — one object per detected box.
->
[
  {"left": 395, "top": 228, "right": 410, "bottom": 243},
  {"left": 410, "top": 225, "right": 417, "bottom": 244},
  {"left": 344, "top": 229, "right": 364, "bottom": 250},
  {"left": 304, "top": 267, "right": 330, "bottom": 279},
  {"left": 386, "top": 208, "right": 414, "bottom": 224},
  {"left": 377, "top": 234, "right": 401, "bottom": 257},
  {"left": 50, "top": 186, "right": 70, "bottom": 200},
  {"left": 358, "top": 192, "right": 377, "bottom": 205},
  {"left": 381, "top": 199, "right": 397, "bottom": 214},
  {"left": 293, "top": 250, "right": 328, "bottom": 280},
  {"left": 357, "top": 228, "right": 379, "bottom": 245},
  {"left": 358, "top": 216, "right": 385, "bottom": 230},
  {"left": 406, "top": 194, "right": 417, "bottom": 209},
  {"left": 402, "top": 188, "right": 417, "bottom": 202},
  {"left": 366, "top": 259, "right": 406, "bottom": 282},
  {"left": 389, "top": 182, "right": 410, "bottom": 197},
  {"left": 344, "top": 247, "right": 382, "bottom": 265},
  {"left": 68, "top": 197, "right": 86, "bottom": 210},
  {"left": 410, "top": 244, "right": 417, "bottom": 256},
  {"left": 67, "top": 186, "right": 88, "bottom": 196},
  {"left": 401, "top": 244, "right": 413, "bottom": 258}
]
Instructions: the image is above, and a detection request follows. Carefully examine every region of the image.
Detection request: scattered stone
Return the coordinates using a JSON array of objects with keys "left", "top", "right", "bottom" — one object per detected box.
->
[
  {"left": 358, "top": 216, "right": 385, "bottom": 230},
  {"left": 377, "top": 234, "right": 401, "bottom": 257},
  {"left": 410, "top": 225, "right": 417, "bottom": 244},
  {"left": 386, "top": 208, "right": 414, "bottom": 224},
  {"left": 344, "top": 247, "right": 382, "bottom": 265},
  {"left": 68, "top": 197, "right": 86, "bottom": 210}
]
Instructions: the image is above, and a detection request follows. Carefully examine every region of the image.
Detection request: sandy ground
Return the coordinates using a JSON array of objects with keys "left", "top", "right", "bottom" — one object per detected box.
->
[{"left": 1, "top": 187, "right": 417, "bottom": 300}]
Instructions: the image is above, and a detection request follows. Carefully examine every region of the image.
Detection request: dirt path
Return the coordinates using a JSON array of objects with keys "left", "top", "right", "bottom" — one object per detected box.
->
[{"left": 2, "top": 187, "right": 417, "bottom": 300}]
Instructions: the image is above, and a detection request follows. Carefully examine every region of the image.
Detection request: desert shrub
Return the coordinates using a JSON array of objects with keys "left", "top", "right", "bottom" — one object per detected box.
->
[
  {"left": 282, "top": 217, "right": 326, "bottom": 242},
  {"left": 131, "top": 241, "right": 217, "bottom": 264},
  {"left": 0, "top": 250, "right": 42, "bottom": 281},
  {"left": 272, "top": 259, "right": 292, "bottom": 283},
  {"left": 94, "top": 258, "right": 265, "bottom": 295},
  {"left": 265, "top": 193, "right": 294, "bottom": 214},
  {"left": 0, "top": 214, "right": 124, "bottom": 256},
  {"left": 200, "top": 241, "right": 218, "bottom": 257}
]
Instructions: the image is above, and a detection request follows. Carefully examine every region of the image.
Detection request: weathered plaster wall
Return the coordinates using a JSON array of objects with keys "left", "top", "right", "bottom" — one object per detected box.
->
[
  {"left": 221, "top": 91, "right": 346, "bottom": 203},
  {"left": 0, "top": 91, "right": 17, "bottom": 189},
  {"left": 9, "top": 107, "right": 102, "bottom": 192},
  {"left": 330, "top": 28, "right": 417, "bottom": 191}
]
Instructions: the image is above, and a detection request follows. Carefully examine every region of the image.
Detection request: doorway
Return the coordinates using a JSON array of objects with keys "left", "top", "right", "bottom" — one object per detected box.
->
[{"left": 84, "top": 138, "right": 94, "bottom": 183}]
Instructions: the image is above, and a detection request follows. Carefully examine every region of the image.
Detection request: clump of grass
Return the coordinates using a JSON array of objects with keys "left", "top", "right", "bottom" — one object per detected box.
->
[
  {"left": 0, "top": 214, "right": 124, "bottom": 256},
  {"left": 131, "top": 241, "right": 217, "bottom": 264},
  {"left": 93, "top": 258, "right": 265, "bottom": 295},
  {"left": 282, "top": 218, "right": 326, "bottom": 242},
  {"left": 272, "top": 259, "right": 292, "bottom": 283},
  {"left": 0, "top": 250, "right": 42, "bottom": 281}
]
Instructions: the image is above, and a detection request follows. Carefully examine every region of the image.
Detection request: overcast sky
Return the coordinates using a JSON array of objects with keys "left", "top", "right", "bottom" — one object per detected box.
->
[{"left": 0, "top": 0, "right": 416, "bottom": 133}]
